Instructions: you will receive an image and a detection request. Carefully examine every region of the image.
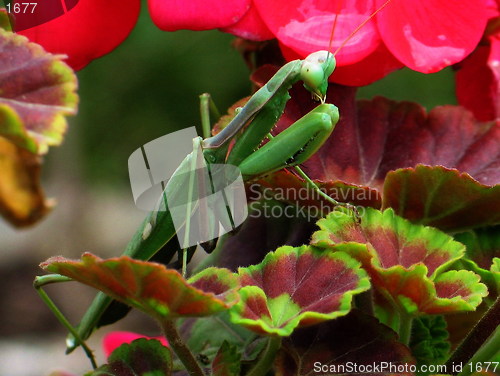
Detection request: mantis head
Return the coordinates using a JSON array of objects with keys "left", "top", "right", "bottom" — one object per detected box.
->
[{"left": 301, "top": 50, "right": 336, "bottom": 103}]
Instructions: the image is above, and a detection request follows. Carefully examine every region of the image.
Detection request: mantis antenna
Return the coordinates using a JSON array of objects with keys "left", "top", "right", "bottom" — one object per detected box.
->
[{"left": 333, "top": 0, "right": 393, "bottom": 58}]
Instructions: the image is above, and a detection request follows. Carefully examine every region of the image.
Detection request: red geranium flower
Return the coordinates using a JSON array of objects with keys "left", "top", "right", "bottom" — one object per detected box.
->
[
  {"left": 456, "top": 0, "right": 500, "bottom": 121},
  {"left": 148, "top": 0, "right": 490, "bottom": 86},
  {"left": 102, "top": 331, "right": 169, "bottom": 358},
  {"left": 12, "top": 0, "right": 141, "bottom": 70}
]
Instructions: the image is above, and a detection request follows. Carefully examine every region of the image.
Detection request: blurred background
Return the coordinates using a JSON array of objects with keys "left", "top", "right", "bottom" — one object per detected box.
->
[{"left": 0, "top": 1, "right": 456, "bottom": 375}]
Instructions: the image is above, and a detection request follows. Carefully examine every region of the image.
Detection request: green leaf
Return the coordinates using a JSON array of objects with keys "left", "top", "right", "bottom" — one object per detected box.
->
[
  {"left": 383, "top": 165, "right": 500, "bottom": 232},
  {"left": 212, "top": 341, "right": 241, "bottom": 376},
  {"left": 230, "top": 245, "right": 370, "bottom": 336},
  {"left": 455, "top": 226, "right": 500, "bottom": 298},
  {"left": 0, "top": 9, "right": 11, "bottom": 31},
  {"left": 41, "top": 253, "right": 240, "bottom": 321},
  {"left": 88, "top": 338, "right": 172, "bottom": 376},
  {"left": 410, "top": 316, "right": 450, "bottom": 375},
  {"left": 179, "top": 311, "right": 259, "bottom": 365},
  {"left": 312, "top": 208, "right": 488, "bottom": 315},
  {"left": 275, "top": 310, "right": 416, "bottom": 375},
  {"left": 0, "top": 29, "right": 77, "bottom": 154}
]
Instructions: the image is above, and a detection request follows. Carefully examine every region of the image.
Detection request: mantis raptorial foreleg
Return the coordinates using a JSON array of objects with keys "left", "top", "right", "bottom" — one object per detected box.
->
[{"left": 38, "top": 50, "right": 347, "bottom": 360}]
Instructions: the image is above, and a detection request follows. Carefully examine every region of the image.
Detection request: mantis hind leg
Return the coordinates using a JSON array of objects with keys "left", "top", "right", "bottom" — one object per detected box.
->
[{"left": 34, "top": 275, "right": 97, "bottom": 369}]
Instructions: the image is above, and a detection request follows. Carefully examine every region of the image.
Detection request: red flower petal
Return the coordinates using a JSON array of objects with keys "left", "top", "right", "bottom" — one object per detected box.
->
[
  {"left": 253, "top": 0, "right": 383, "bottom": 66},
  {"left": 456, "top": 36, "right": 500, "bottom": 121},
  {"left": 102, "top": 331, "right": 169, "bottom": 358},
  {"left": 221, "top": 4, "right": 274, "bottom": 41},
  {"left": 280, "top": 42, "right": 403, "bottom": 86},
  {"left": 18, "top": 0, "right": 140, "bottom": 70},
  {"left": 148, "top": 0, "right": 250, "bottom": 31},
  {"left": 377, "top": 0, "right": 490, "bottom": 73},
  {"left": 10, "top": 0, "right": 79, "bottom": 32}
]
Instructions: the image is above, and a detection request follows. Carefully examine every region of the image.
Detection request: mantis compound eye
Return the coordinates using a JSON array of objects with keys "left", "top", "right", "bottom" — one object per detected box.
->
[
  {"left": 305, "top": 50, "right": 336, "bottom": 78},
  {"left": 301, "top": 61, "right": 325, "bottom": 91}
]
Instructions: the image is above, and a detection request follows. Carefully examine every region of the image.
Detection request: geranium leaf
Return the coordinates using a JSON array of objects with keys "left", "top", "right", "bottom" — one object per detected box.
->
[
  {"left": 410, "top": 316, "right": 450, "bottom": 373},
  {"left": 302, "top": 96, "right": 499, "bottom": 189},
  {"left": 179, "top": 311, "right": 260, "bottom": 364},
  {"left": 41, "top": 253, "right": 239, "bottom": 320},
  {"left": 0, "top": 136, "right": 53, "bottom": 226},
  {"left": 0, "top": 28, "right": 77, "bottom": 154},
  {"left": 230, "top": 245, "right": 370, "bottom": 336},
  {"left": 102, "top": 331, "right": 169, "bottom": 359},
  {"left": 203, "top": 199, "right": 317, "bottom": 272},
  {"left": 312, "top": 208, "right": 488, "bottom": 315},
  {"left": 455, "top": 226, "right": 500, "bottom": 298},
  {"left": 0, "top": 9, "right": 11, "bottom": 31},
  {"left": 89, "top": 338, "right": 172, "bottom": 376},
  {"left": 313, "top": 208, "right": 465, "bottom": 278},
  {"left": 275, "top": 310, "right": 415, "bottom": 375},
  {"left": 212, "top": 341, "right": 241, "bottom": 376},
  {"left": 384, "top": 165, "right": 500, "bottom": 231}
]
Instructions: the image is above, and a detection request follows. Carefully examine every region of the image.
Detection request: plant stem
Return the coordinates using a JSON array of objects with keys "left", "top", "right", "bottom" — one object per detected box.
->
[
  {"left": 398, "top": 311, "right": 413, "bottom": 346},
  {"left": 446, "top": 296, "right": 500, "bottom": 375},
  {"left": 457, "top": 326, "right": 500, "bottom": 376},
  {"left": 160, "top": 319, "right": 204, "bottom": 376},
  {"left": 246, "top": 336, "right": 282, "bottom": 376}
]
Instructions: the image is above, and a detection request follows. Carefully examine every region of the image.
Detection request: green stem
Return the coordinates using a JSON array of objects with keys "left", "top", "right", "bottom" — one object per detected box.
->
[
  {"left": 160, "top": 319, "right": 204, "bottom": 376},
  {"left": 246, "top": 336, "right": 282, "bottom": 376},
  {"left": 398, "top": 311, "right": 413, "bottom": 346},
  {"left": 34, "top": 275, "right": 97, "bottom": 369},
  {"left": 446, "top": 296, "right": 500, "bottom": 375},
  {"left": 457, "top": 326, "right": 500, "bottom": 376},
  {"left": 199, "top": 93, "right": 221, "bottom": 139}
]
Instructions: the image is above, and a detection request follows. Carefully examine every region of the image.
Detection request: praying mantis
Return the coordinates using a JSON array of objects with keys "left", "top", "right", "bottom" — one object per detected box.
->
[{"left": 34, "top": 1, "right": 394, "bottom": 369}]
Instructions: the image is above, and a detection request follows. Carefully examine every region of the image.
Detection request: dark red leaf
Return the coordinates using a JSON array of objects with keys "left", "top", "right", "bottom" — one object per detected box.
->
[
  {"left": 276, "top": 310, "right": 416, "bottom": 376},
  {"left": 384, "top": 166, "right": 500, "bottom": 231}
]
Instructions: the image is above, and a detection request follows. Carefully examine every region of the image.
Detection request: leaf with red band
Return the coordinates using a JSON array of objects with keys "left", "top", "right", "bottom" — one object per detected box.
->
[
  {"left": 0, "top": 29, "right": 77, "bottom": 155},
  {"left": 230, "top": 245, "right": 370, "bottom": 336},
  {"left": 41, "top": 253, "right": 240, "bottom": 320},
  {"left": 312, "top": 208, "right": 489, "bottom": 315}
]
